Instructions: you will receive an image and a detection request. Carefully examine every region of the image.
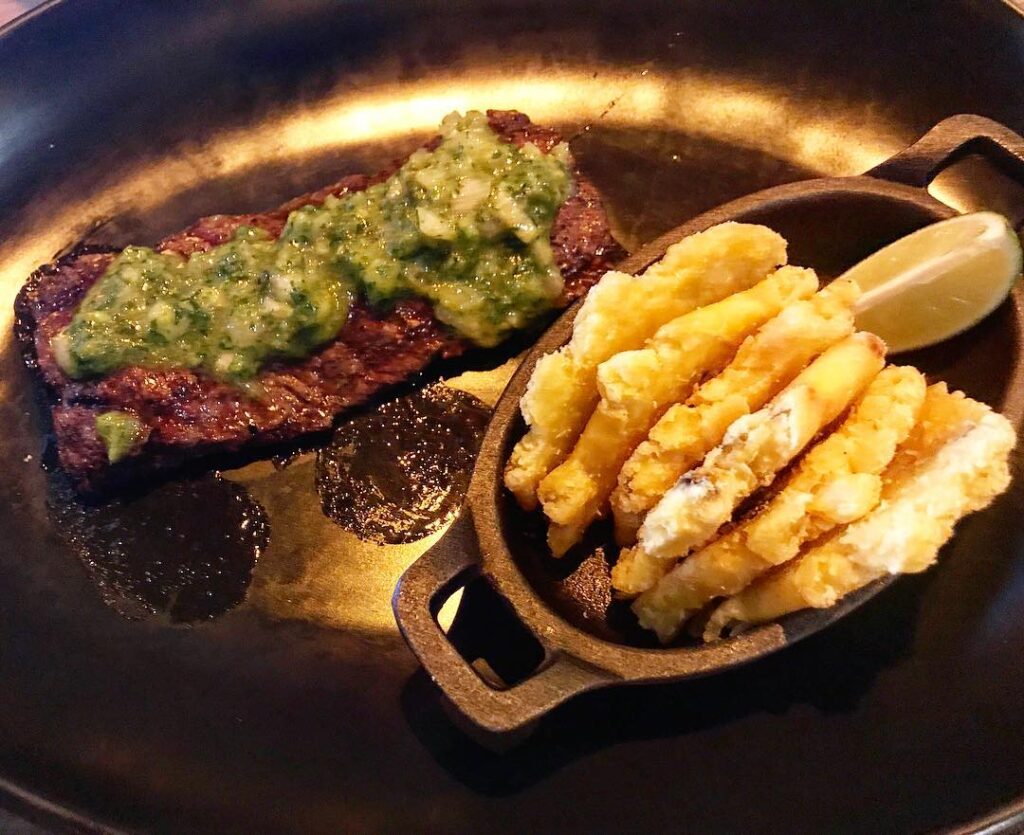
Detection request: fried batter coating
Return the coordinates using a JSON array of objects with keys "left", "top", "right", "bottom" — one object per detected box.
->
[
  {"left": 503, "top": 223, "right": 787, "bottom": 510},
  {"left": 537, "top": 266, "right": 817, "bottom": 556},
  {"left": 703, "top": 384, "right": 1015, "bottom": 640},
  {"left": 611, "top": 278, "right": 860, "bottom": 544},
  {"left": 633, "top": 365, "right": 926, "bottom": 642},
  {"left": 613, "top": 332, "right": 886, "bottom": 595}
]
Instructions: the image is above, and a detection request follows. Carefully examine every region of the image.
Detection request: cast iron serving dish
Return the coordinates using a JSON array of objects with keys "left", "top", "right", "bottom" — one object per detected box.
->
[
  {"left": 394, "top": 114, "right": 1024, "bottom": 739},
  {"left": 2, "top": 1, "right": 1024, "bottom": 833}
]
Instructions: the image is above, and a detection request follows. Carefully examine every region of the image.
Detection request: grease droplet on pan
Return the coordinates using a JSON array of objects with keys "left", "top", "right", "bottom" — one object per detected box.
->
[
  {"left": 315, "top": 382, "right": 490, "bottom": 544},
  {"left": 47, "top": 474, "right": 269, "bottom": 623}
]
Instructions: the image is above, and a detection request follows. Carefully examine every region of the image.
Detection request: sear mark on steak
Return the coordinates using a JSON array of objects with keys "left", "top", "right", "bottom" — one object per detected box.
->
[{"left": 14, "top": 110, "right": 625, "bottom": 493}]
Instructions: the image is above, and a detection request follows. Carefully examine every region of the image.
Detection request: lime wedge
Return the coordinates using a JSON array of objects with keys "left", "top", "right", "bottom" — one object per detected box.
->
[{"left": 843, "top": 211, "right": 1022, "bottom": 353}]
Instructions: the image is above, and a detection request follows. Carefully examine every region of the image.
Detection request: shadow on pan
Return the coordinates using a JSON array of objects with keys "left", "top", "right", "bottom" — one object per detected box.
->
[{"left": 400, "top": 566, "right": 933, "bottom": 795}]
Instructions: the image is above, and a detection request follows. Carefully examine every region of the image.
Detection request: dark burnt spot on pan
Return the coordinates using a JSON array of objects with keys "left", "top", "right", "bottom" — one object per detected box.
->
[
  {"left": 45, "top": 463, "right": 269, "bottom": 623},
  {"left": 316, "top": 382, "right": 490, "bottom": 544}
]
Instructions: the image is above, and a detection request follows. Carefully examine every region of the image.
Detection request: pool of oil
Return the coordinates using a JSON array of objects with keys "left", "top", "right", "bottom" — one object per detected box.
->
[
  {"left": 46, "top": 469, "right": 269, "bottom": 624},
  {"left": 316, "top": 383, "right": 490, "bottom": 545}
]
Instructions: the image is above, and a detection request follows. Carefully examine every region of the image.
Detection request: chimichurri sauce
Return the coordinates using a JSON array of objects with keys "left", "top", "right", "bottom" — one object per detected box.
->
[{"left": 54, "top": 111, "right": 573, "bottom": 383}]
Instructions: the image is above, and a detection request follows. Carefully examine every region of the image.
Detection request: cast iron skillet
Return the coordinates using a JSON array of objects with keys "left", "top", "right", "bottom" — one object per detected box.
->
[{"left": 394, "top": 114, "right": 1024, "bottom": 741}]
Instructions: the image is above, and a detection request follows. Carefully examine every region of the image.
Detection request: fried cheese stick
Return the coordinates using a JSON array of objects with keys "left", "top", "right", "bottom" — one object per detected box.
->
[
  {"left": 538, "top": 266, "right": 818, "bottom": 556},
  {"left": 612, "top": 332, "right": 886, "bottom": 595},
  {"left": 632, "top": 365, "right": 926, "bottom": 642},
  {"left": 702, "top": 384, "right": 1015, "bottom": 640},
  {"left": 611, "top": 278, "right": 860, "bottom": 545},
  {"left": 503, "top": 223, "right": 787, "bottom": 510}
]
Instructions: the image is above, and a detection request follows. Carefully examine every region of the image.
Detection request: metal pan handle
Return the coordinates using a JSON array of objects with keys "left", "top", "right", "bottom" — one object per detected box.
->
[
  {"left": 867, "top": 114, "right": 1024, "bottom": 189},
  {"left": 392, "top": 512, "right": 614, "bottom": 743}
]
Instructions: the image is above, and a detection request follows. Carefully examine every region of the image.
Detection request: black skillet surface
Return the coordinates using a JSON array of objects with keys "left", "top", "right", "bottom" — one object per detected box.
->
[{"left": 1, "top": 1, "right": 1023, "bottom": 832}]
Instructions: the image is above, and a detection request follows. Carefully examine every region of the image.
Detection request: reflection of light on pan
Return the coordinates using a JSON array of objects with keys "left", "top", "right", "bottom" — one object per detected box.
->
[
  {"left": 977, "top": 554, "right": 1024, "bottom": 643},
  {"left": 231, "top": 70, "right": 902, "bottom": 176},
  {"left": 0, "top": 66, "right": 908, "bottom": 323},
  {"left": 928, "top": 155, "right": 1024, "bottom": 225},
  {"left": 0, "top": 102, "right": 47, "bottom": 171},
  {"left": 225, "top": 455, "right": 453, "bottom": 637},
  {"left": 252, "top": 521, "right": 450, "bottom": 636},
  {"left": 436, "top": 586, "right": 464, "bottom": 633}
]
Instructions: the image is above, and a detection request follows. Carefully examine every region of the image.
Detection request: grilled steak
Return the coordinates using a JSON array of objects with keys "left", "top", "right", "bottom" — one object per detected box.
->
[{"left": 14, "top": 110, "right": 624, "bottom": 492}]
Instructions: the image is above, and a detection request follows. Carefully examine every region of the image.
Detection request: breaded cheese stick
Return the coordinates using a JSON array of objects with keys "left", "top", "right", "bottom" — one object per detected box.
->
[
  {"left": 611, "top": 278, "right": 860, "bottom": 544},
  {"left": 538, "top": 266, "right": 817, "bottom": 556},
  {"left": 503, "top": 223, "right": 787, "bottom": 510},
  {"left": 612, "top": 332, "right": 886, "bottom": 595},
  {"left": 702, "top": 385, "right": 1015, "bottom": 640},
  {"left": 632, "top": 365, "right": 926, "bottom": 642}
]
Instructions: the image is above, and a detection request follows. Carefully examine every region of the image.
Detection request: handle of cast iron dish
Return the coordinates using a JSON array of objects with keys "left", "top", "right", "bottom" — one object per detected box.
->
[
  {"left": 867, "top": 114, "right": 1024, "bottom": 189},
  {"left": 393, "top": 512, "right": 614, "bottom": 738}
]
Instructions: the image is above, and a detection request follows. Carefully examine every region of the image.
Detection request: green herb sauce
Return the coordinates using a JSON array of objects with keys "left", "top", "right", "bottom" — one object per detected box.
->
[
  {"left": 54, "top": 112, "right": 573, "bottom": 383},
  {"left": 95, "top": 411, "right": 144, "bottom": 462}
]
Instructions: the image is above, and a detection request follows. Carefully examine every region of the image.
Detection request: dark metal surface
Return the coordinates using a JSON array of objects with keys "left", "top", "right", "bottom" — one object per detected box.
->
[{"left": 1, "top": 1, "right": 1024, "bottom": 832}]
